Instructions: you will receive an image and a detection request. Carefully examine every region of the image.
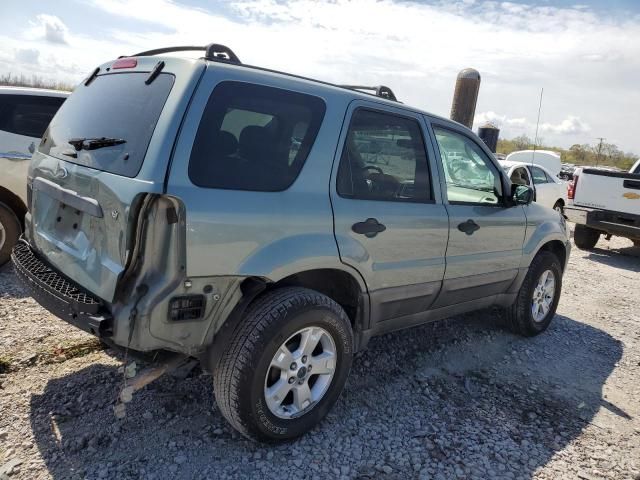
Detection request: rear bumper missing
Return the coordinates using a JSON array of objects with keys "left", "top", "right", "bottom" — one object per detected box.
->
[{"left": 11, "top": 239, "right": 113, "bottom": 337}]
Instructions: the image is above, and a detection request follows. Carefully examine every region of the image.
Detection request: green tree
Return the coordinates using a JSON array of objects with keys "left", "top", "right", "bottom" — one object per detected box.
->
[
  {"left": 498, "top": 137, "right": 637, "bottom": 171},
  {"left": 513, "top": 134, "right": 532, "bottom": 150},
  {"left": 568, "top": 144, "right": 589, "bottom": 163},
  {"left": 0, "top": 72, "right": 74, "bottom": 91}
]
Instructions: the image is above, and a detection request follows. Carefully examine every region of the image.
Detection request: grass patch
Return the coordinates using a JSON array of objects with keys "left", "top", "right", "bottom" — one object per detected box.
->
[
  {"left": 1, "top": 339, "right": 106, "bottom": 373},
  {"left": 47, "top": 338, "right": 105, "bottom": 363},
  {"left": 0, "top": 355, "right": 13, "bottom": 373}
]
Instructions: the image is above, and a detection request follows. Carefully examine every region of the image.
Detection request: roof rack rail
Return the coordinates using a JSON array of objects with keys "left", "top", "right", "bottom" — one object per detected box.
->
[
  {"left": 130, "top": 43, "right": 241, "bottom": 64},
  {"left": 339, "top": 85, "right": 398, "bottom": 102}
]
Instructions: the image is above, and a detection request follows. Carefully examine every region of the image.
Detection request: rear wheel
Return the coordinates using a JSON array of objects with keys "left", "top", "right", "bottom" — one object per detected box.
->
[
  {"left": 504, "top": 251, "right": 562, "bottom": 336},
  {"left": 0, "top": 202, "right": 21, "bottom": 268},
  {"left": 213, "top": 287, "right": 353, "bottom": 442},
  {"left": 574, "top": 224, "right": 600, "bottom": 250}
]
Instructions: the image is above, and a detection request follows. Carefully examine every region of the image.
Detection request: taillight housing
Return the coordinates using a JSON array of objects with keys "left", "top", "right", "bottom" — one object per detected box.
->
[{"left": 567, "top": 174, "right": 579, "bottom": 200}]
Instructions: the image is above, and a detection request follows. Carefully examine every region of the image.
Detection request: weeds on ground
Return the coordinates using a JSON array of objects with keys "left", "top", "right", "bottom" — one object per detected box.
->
[
  {"left": 0, "top": 355, "right": 13, "bottom": 373},
  {"left": 47, "top": 338, "right": 104, "bottom": 363}
]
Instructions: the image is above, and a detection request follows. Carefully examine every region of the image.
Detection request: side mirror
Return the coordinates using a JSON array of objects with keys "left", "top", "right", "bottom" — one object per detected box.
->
[{"left": 512, "top": 184, "right": 534, "bottom": 205}]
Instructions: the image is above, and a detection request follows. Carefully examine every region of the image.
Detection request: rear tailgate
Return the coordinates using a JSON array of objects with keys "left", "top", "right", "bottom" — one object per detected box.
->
[
  {"left": 574, "top": 168, "right": 640, "bottom": 216},
  {"left": 27, "top": 57, "right": 204, "bottom": 302}
]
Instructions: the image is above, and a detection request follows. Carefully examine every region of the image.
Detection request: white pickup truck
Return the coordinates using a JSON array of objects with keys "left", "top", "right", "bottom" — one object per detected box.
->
[{"left": 565, "top": 160, "right": 640, "bottom": 250}]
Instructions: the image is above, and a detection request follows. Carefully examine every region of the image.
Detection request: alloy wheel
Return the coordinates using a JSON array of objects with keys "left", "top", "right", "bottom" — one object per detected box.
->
[
  {"left": 531, "top": 269, "right": 555, "bottom": 322},
  {"left": 264, "top": 326, "right": 337, "bottom": 419}
]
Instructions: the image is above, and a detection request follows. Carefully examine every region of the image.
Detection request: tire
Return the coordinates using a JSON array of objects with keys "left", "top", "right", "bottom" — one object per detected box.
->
[
  {"left": 574, "top": 224, "right": 600, "bottom": 250},
  {"left": 504, "top": 251, "right": 563, "bottom": 337},
  {"left": 0, "top": 202, "right": 21, "bottom": 269},
  {"left": 212, "top": 287, "right": 353, "bottom": 442},
  {"left": 552, "top": 200, "right": 564, "bottom": 215}
]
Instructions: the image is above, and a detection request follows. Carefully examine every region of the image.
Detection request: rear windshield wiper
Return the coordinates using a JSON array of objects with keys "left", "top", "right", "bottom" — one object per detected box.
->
[{"left": 68, "top": 137, "right": 126, "bottom": 151}]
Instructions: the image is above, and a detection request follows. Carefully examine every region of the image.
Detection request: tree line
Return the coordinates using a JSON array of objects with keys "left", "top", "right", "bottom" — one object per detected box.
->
[
  {"left": 0, "top": 72, "right": 74, "bottom": 92},
  {"left": 497, "top": 134, "right": 638, "bottom": 171}
]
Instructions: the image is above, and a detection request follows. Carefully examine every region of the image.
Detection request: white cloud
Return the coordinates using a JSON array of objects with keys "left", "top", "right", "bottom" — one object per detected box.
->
[
  {"left": 475, "top": 111, "right": 590, "bottom": 141},
  {"left": 14, "top": 48, "right": 40, "bottom": 65},
  {"left": 0, "top": 1, "right": 638, "bottom": 152},
  {"left": 506, "top": 117, "right": 528, "bottom": 129},
  {"left": 474, "top": 111, "right": 591, "bottom": 135},
  {"left": 540, "top": 115, "right": 591, "bottom": 135},
  {"left": 31, "top": 14, "right": 69, "bottom": 45}
]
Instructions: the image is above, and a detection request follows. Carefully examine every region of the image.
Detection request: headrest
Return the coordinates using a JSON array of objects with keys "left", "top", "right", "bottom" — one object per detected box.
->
[
  {"left": 216, "top": 130, "right": 238, "bottom": 157},
  {"left": 239, "top": 125, "right": 272, "bottom": 161}
]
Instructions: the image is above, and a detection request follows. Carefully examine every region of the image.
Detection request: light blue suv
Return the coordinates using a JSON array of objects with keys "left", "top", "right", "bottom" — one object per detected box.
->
[{"left": 12, "top": 43, "right": 570, "bottom": 442}]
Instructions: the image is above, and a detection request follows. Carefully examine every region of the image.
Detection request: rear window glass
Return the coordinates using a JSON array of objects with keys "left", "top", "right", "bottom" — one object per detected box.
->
[
  {"left": 188, "top": 81, "right": 326, "bottom": 191},
  {"left": 40, "top": 73, "right": 174, "bottom": 178},
  {"left": 0, "top": 94, "right": 65, "bottom": 138}
]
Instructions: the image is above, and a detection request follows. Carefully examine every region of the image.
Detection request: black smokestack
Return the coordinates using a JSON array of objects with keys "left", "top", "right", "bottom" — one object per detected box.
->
[{"left": 478, "top": 122, "right": 500, "bottom": 153}]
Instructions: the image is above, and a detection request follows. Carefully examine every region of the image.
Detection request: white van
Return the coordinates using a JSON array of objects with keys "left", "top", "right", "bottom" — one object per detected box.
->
[
  {"left": 505, "top": 150, "right": 562, "bottom": 178},
  {"left": 0, "top": 87, "right": 69, "bottom": 266}
]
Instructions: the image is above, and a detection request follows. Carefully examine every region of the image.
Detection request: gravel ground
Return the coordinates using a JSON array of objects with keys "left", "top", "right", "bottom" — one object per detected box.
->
[{"left": 1, "top": 233, "right": 639, "bottom": 480}]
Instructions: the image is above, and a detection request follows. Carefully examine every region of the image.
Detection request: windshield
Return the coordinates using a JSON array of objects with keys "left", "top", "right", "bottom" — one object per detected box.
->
[{"left": 39, "top": 72, "right": 174, "bottom": 178}]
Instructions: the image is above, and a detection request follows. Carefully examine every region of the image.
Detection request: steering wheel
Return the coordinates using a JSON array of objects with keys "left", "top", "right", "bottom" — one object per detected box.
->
[{"left": 362, "top": 165, "right": 383, "bottom": 175}]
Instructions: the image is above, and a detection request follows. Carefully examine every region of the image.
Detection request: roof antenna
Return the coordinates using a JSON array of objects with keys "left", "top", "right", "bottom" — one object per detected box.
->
[{"left": 532, "top": 87, "right": 544, "bottom": 167}]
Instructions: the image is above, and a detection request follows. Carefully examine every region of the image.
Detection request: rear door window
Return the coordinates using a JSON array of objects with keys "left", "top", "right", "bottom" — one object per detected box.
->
[
  {"left": 40, "top": 73, "right": 174, "bottom": 178},
  {"left": 0, "top": 94, "right": 65, "bottom": 138},
  {"left": 188, "top": 81, "right": 326, "bottom": 192},
  {"left": 531, "top": 166, "right": 549, "bottom": 184},
  {"left": 544, "top": 170, "right": 556, "bottom": 183}
]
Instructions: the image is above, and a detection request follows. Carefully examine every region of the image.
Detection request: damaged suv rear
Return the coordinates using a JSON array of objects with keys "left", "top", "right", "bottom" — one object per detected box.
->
[{"left": 14, "top": 43, "right": 570, "bottom": 442}]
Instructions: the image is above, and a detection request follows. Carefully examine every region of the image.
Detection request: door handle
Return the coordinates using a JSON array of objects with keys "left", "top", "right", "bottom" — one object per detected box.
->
[
  {"left": 457, "top": 219, "right": 480, "bottom": 235},
  {"left": 352, "top": 218, "right": 386, "bottom": 238}
]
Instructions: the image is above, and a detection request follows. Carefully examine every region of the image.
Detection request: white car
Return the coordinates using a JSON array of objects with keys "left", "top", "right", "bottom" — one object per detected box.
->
[
  {"left": 500, "top": 160, "right": 568, "bottom": 213},
  {"left": 0, "top": 87, "right": 69, "bottom": 266},
  {"left": 505, "top": 150, "right": 562, "bottom": 177}
]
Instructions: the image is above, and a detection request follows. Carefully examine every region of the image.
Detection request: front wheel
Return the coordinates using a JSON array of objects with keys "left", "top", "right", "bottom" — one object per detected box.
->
[
  {"left": 213, "top": 287, "right": 353, "bottom": 442},
  {"left": 504, "top": 251, "right": 563, "bottom": 336}
]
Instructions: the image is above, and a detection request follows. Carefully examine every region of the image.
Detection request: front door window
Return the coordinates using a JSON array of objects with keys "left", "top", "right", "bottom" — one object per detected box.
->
[
  {"left": 337, "top": 109, "right": 432, "bottom": 203},
  {"left": 433, "top": 127, "right": 503, "bottom": 205}
]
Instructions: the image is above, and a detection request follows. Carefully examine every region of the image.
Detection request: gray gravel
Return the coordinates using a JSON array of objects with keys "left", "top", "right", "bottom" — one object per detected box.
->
[{"left": 1, "top": 232, "right": 639, "bottom": 480}]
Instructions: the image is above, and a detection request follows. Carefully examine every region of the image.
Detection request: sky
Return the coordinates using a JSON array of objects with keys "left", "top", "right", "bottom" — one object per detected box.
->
[{"left": 1, "top": 0, "right": 639, "bottom": 154}]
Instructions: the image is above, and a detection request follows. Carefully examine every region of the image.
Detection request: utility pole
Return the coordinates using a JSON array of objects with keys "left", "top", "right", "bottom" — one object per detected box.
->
[
  {"left": 595, "top": 137, "right": 605, "bottom": 167},
  {"left": 532, "top": 88, "right": 544, "bottom": 167}
]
